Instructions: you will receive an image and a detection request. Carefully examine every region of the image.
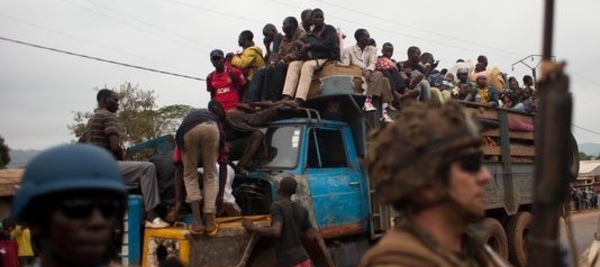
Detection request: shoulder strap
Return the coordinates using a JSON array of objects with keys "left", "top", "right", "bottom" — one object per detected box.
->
[{"left": 226, "top": 67, "right": 240, "bottom": 93}]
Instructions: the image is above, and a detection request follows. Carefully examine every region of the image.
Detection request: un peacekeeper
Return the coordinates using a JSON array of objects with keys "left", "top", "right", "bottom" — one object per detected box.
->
[
  {"left": 11, "top": 144, "right": 127, "bottom": 267},
  {"left": 358, "top": 101, "right": 510, "bottom": 267}
]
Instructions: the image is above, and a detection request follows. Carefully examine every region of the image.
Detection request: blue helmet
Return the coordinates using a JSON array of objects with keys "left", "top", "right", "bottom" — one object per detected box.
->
[{"left": 12, "top": 143, "right": 126, "bottom": 222}]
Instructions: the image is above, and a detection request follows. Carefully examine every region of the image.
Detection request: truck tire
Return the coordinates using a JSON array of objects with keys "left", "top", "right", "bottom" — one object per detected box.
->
[
  {"left": 506, "top": 211, "right": 532, "bottom": 267},
  {"left": 482, "top": 218, "right": 509, "bottom": 260},
  {"left": 246, "top": 245, "right": 275, "bottom": 267}
]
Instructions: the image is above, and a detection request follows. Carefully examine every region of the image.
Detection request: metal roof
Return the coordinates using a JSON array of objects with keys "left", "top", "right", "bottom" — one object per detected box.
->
[{"left": 579, "top": 160, "right": 600, "bottom": 177}]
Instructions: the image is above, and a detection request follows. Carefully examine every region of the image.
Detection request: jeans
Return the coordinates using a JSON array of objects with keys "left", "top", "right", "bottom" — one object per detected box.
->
[{"left": 246, "top": 68, "right": 266, "bottom": 103}]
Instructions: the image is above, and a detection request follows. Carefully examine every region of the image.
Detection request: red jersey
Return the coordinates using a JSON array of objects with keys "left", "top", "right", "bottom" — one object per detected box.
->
[{"left": 207, "top": 67, "right": 247, "bottom": 111}]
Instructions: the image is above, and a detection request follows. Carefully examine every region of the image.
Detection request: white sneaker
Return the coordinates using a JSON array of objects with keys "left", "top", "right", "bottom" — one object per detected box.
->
[
  {"left": 381, "top": 113, "right": 393, "bottom": 122},
  {"left": 363, "top": 102, "right": 376, "bottom": 112},
  {"left": 145, "top": 217, "right": 170, "bottom": 229}
]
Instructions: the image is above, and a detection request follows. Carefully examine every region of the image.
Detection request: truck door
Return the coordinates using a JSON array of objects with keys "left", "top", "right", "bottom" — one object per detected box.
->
[{"left": 304, "top": 127, "right": 365, "bottom": 237}]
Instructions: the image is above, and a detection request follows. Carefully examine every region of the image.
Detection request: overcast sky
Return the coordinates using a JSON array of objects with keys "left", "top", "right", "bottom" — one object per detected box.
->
[{"left": 1, "top": 0, "right": 599, "bottom": 150}]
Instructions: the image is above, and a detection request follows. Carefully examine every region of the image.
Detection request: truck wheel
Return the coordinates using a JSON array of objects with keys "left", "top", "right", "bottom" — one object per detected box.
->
[
  {"left": 506, "top": 211, "right": 532, "bottom": 267},
  {"left": 246, "top": 246, "right": 275, "bottom": 267},
  {"left": 482, "top": 218, "right": 509, "bottom": 260}
]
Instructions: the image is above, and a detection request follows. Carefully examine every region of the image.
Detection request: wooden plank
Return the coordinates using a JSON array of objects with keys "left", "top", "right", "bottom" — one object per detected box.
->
[
  {"left": 482, "top": 128, "right": 535, "bottom": 140},
  {"left": 507, "top": 112, "right": 534, "bottom": 125},
  {"left": 465, "top": 106, "right": 534, "bottom": 125},
  {"left": 481, "top": 145, "right": 535, "bottom": 157},
  {"left": 466, "top": 108, "right": 499, "bottom": 121}
]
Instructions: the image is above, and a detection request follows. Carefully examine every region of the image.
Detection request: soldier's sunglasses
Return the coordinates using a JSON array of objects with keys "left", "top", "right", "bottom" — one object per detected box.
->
[
  {"left": 455, "top": 150, "right": 483, "bottom": 173},
  {"left": 56, "top": 198, "right": 120, "bottom": 219}
]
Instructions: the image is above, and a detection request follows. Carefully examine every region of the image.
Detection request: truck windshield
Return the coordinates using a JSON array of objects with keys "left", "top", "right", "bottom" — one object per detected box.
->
[{"left": 260, "top": 125, "right": 302, "bottom": 169}]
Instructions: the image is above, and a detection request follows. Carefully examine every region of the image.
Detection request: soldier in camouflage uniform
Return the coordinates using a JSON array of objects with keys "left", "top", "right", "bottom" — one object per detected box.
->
[{"left": 358, "top": 101, "right": 510, "bottom": 267}]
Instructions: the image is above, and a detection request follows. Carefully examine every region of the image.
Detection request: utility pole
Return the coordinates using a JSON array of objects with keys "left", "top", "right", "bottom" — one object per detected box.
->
[{"left": 511, "top": 54, "right": 555, "bottom": 85}]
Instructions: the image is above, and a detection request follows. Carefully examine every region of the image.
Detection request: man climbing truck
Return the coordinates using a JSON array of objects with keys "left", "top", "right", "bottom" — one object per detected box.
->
[{"left": 121, "top": 88, "right": 578, "bottom": 267}]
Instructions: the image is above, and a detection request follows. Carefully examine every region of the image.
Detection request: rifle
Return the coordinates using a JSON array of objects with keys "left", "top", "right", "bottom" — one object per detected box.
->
[{"left": 528, "top": 0, "right": 573, "bottom": 266}]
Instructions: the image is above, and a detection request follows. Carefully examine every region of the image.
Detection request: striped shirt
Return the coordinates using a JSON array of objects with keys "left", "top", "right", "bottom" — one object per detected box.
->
[{"left": 86, "top": 109, "right": 119, "bottom": 150}]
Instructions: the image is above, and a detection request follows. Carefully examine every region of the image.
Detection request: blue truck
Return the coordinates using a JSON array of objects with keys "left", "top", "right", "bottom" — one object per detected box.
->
[{"left": 121, "top": 70, "right": 579, "bottom": 267}]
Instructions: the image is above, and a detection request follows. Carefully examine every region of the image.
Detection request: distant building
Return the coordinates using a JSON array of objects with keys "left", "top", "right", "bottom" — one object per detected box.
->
[{"left": 576, "top": 160, "right": 600, "bottom": 187}]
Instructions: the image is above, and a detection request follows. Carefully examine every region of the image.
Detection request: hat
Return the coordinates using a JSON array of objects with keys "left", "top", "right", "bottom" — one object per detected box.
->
[
  {"left": 12, "top": 144, "right": 126, "bottom": 223},
  {"left": 366, "top": 101, "right": 482, "bottom": 205},
  {"left": 210, "top": 49, "right": 224, "bottom": 59}
]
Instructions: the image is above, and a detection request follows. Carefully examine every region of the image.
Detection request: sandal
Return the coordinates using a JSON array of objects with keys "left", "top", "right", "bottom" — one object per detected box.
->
[
  {"left": 204, "top": 222, "right": 219, "bottom": 236},
  {"left": 189, "top": 223, "right": 204, "bottom": 235}
]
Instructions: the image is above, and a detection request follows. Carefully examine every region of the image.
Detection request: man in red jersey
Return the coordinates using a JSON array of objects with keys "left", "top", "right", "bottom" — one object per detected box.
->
[{"left": 207, "top": 49, "right": 247, "bottom": 111}]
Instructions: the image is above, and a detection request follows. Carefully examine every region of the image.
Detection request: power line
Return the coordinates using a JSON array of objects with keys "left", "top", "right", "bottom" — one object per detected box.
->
[
  {"left": 0, "top": 36, "right": 205, "bottom": 81},
  {"left": 313, "top": 0, "right": 522, "bottom": 58},
  {"left": 0, "top": 12, "right": 190, "bottom": 74},
  {"left": 157, "top": 0, "right": 265, "bottom": 25},
  {"left": 61, "top": 0, "right": 210, "bottom": 56},
  {"left": 264, "top": 0, "right": 516, "bottom": 61},
  {"left": 573, "top": 124, "right": 600, "bottom": 136}
]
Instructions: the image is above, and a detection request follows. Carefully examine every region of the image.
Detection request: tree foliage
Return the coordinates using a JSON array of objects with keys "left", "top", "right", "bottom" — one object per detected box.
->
[
  {"left": 0, "top": 135, "right": 10, "bottom": 169},
  {"left": 579, "top": 151, "right": 600, "bottom": 161},
  {"left": 68, "top": 82, "right": 193, "bottom": 147}
]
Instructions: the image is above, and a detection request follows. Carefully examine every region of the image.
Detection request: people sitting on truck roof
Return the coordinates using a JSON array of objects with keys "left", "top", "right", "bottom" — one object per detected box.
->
[
  {"left": 245, "top": 23, "right": 283, "bottom": 104},
  {"left": 420, "top": 52, "right": 440, "bottom": 80},
  {"left": 281, "top": 8, "right": 340, "bottom": 106},
  {"left": 207, "top": 49, "right": 248, "bottom": 111},
  {"left": 225, "top": 101, "right": 297, "bottom": 175},
  {"left": 262, "top": 23, "right": 283, "bottom": 64},
  {"left": 402, "top": 46, "right": 431, "bottom": 102},
  {"left": 521, "top": 74, "right": 536, "bottom": 92},
  {"left": 423, "top": 53, "right": 443, "bottom": 89},
  {"left": 438, "top": 72, "right": 454, "bottom": 102},
  {"left": 227, "top": 30, "right": 266, "bottom": 86},
  {"left": 521, "top": 86, "right": 537, "bottom": 114},
  {"left": 82, "top": 88, "right": 170, "bottom": 229},
  {"left": 247, "top": 17, "right": 306, "bottom": 103},
  {"left": 300, "top": 9, "right": 312, "bottom": 32},
  {"left": 452, "top": 67, "right": 476, "bottom": 101},
  {"left": 501, "top": 91, "right": 526, "bottom": 112},
  {"left": 507, "top": 76, "right": 520, "bottom": 93},
  {"left": 376, "top": 42, "right": 407, "bottom": 109},
  {"left": 341, "top": 28, "right": 394, "bottom": 122},
  {"left": 477, "top": 54, "right": 489, "bottom": 70},
  {"left": 473, "top": 74, "right": 499, "bottom": 108},
  {"left": 175, "top": 101, "right": 229, "bottom": 236}
]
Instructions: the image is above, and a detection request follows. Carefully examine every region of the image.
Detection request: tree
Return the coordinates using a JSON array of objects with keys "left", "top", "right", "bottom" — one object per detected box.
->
[
  {"left": 579, "top": 152, "right": 593, "bottom": 161},
  {"left": 0, "top": 135, "right": 10, "bottom": 169},
  {"left": 68, "top": 82, "right": 193, "bottom": 148}
]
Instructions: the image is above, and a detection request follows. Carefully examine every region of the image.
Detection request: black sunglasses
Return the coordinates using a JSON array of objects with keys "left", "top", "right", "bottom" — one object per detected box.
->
[
  {"left": 454, "top": 150, "right": 483, "bottom": 173},
  {"left": 56, "top": 198, "right": 121, "bottom": 219}
]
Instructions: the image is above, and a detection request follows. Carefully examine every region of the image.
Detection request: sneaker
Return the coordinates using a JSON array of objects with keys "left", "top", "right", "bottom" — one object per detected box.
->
[
  {"left": 145, "top": 217, "right": 170, "bottom": 229},
  {"left": 381, "top": 113, "right": 393, "bottom": 123},
  {"left": 363, "top": 102, "right": 376, "bottom": 112}
]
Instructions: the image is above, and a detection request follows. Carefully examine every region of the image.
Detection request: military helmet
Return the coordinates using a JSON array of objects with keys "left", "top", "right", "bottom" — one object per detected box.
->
[
  {"left": 366, "top": 101, "right": 482, "bottom": 204},
  {"left": 12, "top": 143, "right": 126, "bottom": 222}
]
